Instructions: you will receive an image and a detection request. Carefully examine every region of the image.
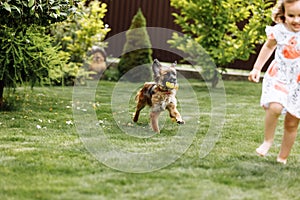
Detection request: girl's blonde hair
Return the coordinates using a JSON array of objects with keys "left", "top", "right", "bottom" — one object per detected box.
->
[{"left": 272, "top": 0, "right": 300, "bottom": 23}]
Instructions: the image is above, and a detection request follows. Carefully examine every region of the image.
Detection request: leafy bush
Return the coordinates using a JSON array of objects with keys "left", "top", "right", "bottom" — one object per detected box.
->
[
  {"left": 0, "top": 0, "right": 79, "bottom": 106},
  {"left": 117, "top": 8, "right": 153, "bottom": 82},
  {"left": 52, "top": 0, "right": 110, "bottom": 84},
  {"left": 103, "top": 66, "right": 120, "bottom": 81},
  {"left": 0, "top": 25, "right": 68, "bottom": 87},
  {"left": 169, "top": 0, "right": 273, "bottom": 86},
  {"left": 0, "top": 0, "right": 76, "bottom": 27}
]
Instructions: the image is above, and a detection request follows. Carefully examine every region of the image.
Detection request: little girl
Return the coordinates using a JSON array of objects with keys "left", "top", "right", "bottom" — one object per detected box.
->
[{"left": 248, "top": 0, "right": 300, "bottom": 164}]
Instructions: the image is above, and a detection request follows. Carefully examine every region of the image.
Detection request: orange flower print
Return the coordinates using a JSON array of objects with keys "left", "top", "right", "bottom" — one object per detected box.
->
[
  {"left": 274, "top": 83, "right": 288, "bottom": 94},
  {"left": 268, "top": 62, "right": 278, "bottom": 77},
  {"left": 282, "top": 36, "right": 300, "bottom": 59},
  {"left": 297, "top": 73, "right": 300, "bottom": 83}
]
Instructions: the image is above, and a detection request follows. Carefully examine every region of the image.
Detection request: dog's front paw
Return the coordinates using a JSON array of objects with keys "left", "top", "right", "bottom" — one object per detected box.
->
[{"left": 177, "top": 120, "right": 185, "bottom": 125}]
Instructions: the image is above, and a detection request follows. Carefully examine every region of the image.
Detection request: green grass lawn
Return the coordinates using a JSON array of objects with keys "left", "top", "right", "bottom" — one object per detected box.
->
[{"left": 0, "top": 79, "right": 299, "bottom": 200}]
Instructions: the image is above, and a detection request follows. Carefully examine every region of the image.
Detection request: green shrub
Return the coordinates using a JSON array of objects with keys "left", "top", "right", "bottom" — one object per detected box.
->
[
  {"left": 103, "top": 67, "right": 120, "bottom": 81},
  {"left": 0, "top": 0, "right": 79, "bottom": 106},
  {"left": 169, "top": 0, "right": 273, "bottom": 86},
  {"left": 52, "top": 0, "right": 110, "bottom": 84},
  {"left": 117, "top": 8, "right": 152, "bottom": 82},
  {"left": 0, "top": 25, "right": 68, "bottom": 87}
]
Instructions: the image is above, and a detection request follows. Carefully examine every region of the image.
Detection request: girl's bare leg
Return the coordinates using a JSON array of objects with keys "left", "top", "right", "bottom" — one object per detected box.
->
[
  {"left": 256, "top": 102, "right": 283, "bottom": 156},
  {"left": 277, "top": 112, "right": 299, "bottom": 164}
]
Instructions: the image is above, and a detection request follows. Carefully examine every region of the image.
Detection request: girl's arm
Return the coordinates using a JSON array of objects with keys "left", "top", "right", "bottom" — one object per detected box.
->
[{"left": 248, "top": 38, "right": 277, "bottom": 82}]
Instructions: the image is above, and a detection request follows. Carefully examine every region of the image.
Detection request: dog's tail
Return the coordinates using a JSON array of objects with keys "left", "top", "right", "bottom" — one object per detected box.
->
[{"left": 135, "top": 89, "right": 142, "bottom": 102}]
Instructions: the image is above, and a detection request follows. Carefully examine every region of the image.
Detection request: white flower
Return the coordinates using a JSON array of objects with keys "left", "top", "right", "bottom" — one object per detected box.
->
[
  {"left": 96, "top": 120, "right": 104, "bottom": 126},
  {"left": 66, "top": 120, "right": 73, "bottom": 125},
  {"left": 36, "top": 125, "right": 42, "bottom": 129}
]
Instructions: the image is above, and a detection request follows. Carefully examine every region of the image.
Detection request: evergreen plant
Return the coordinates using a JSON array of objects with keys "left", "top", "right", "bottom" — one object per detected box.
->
[{"left": 117, "top": 8, "right": 153, "bottom": 82}]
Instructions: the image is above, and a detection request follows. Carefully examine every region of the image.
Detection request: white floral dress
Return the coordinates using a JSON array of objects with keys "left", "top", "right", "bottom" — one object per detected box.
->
[{"left": 261, "top": 23, "right": 300, "bottom": 118}]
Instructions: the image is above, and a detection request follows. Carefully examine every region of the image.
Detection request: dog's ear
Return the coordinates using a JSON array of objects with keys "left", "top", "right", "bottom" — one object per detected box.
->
[
  {"left": 152, "top": 59, "right": 161, "bottom": 82},
  {"left": 171, "top": 61, "right": 177, "bottom": 68}
]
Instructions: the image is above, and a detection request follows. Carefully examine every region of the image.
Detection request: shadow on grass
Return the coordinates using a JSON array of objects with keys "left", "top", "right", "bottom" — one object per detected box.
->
[{"left": 0, "top": 97, "right": 24, "bottom": 112}]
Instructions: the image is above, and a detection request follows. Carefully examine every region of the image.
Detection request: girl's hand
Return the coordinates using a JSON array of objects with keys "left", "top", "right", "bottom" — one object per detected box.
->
[{"left": 248, "top": 69, "right": 261, "bottom": 83}]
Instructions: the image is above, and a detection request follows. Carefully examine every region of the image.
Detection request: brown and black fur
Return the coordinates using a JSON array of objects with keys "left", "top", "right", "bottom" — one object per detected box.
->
[{"left": 133, "top": 59, "right": 184, "bottom": 133}]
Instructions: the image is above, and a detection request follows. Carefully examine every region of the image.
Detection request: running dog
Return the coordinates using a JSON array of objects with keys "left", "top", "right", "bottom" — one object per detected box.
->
[{"left": 133, "top": 59, "right": 184, "bottom": 133}]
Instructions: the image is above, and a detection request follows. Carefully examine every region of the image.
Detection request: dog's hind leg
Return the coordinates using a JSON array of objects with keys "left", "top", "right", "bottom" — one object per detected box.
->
[
  {"left": 133, "top": 100, "right": 146, "bottom": 122},
  {"left": 150, "top": 111, "right": 161, "bottom": 133}
]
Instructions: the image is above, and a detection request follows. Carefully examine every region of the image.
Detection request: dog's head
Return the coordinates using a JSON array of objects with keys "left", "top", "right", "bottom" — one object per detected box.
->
[{"left": 152, "top": 59, "right": 178, "bottom": 90}]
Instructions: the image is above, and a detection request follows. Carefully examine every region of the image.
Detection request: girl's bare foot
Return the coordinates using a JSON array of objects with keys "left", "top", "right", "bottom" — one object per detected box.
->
[
  {"left": 277, "top": 157, "right": 287, "bottom": 165},
  {"left": 256, "top": 142, "right": 272, "bottom": 157}
]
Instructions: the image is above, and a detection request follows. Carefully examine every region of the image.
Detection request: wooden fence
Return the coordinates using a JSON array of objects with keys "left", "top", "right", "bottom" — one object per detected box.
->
[{"left": 101, "top": 0, "right": 271, "bottom": 71}]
